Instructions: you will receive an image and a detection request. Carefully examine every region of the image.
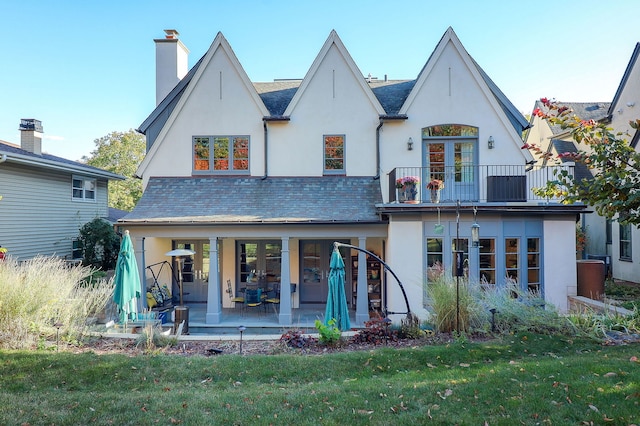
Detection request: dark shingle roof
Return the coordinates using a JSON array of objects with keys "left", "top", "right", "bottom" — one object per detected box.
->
[
  {"left": 0, "top": 141, "right": 124, "bottom": 180},
  {"left": 369, "top": 80, "right": 416, "bottom": 115},
  {"left": 534, "top": 100, "right": 611, "bottom": 135},
  {"left": 120, "top": 176, "right": 384, "bottom": 224},
  {"left": 254, "top": 81, "right": 302, "bottom": 116},
  {"left": 550, "top": 139, "right": 593, "bottom": 181}
]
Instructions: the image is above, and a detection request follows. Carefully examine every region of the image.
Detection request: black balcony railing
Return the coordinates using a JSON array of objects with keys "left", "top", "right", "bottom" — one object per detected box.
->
[{"left": 388, "top": 165, "right": 574, "bottom": 204}]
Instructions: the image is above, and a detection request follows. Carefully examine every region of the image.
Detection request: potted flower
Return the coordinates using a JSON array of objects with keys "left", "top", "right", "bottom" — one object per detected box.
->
[
  {"left": 396, "top": 176, "right": 420, "bottom": 203},
  {"left": 426, "top": 179, "right": 444, "bottom": 190},
  {"left": 0, "top": 246, "right": 7, "bottom": 260},
  {"left": 426, "top": 179, "right": 444, "bottom": 203}
]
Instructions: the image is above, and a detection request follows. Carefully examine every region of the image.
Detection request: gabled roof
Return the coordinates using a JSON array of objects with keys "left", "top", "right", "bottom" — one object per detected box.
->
[
  {"left": 137, "top": 32, "right": 270, "bottom": 175},
  {"left": 0, "top": 141, "right": 124, "bottom": 180},
  {"left": 399, "top": 27, "right": 529, "bottom": 135},
  {"left": 119, "top": 176, "right": 384, "bottom": 224},
  {"left": 608, "top": 42, "right": 640, "bottom": 118},
  {"left": 282, "top": 30, "right": 385, "bottom": 117}
]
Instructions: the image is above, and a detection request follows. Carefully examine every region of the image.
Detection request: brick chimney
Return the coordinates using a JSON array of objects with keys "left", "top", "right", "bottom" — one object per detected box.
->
[
  {"left": 19, "top": 119, "right": 43, "bottom": 155},
  {"left": 154, "top": 29, "right": 189, "bottom": 106}
]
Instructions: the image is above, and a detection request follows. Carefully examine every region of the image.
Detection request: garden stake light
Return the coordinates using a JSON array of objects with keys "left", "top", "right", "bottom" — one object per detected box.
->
[{"left": 238, "top": 325, "right": 246, "bottom": 355}]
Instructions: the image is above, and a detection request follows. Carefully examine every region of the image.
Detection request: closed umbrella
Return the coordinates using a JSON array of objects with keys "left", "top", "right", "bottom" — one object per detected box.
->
[
  {"left": 324, "top": 247, "right": 351, "bottom": 331},
  {"left": 113, "top": 230, "right": 142, "bottom": 323}
]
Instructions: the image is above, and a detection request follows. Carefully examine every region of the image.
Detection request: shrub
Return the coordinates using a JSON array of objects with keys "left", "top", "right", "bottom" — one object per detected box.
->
[
  {"left": 78, "top": 218, "right": 120, "bottom": 270},
  {"left": 351, "top": 317, "right": 398, "bottom": 345},
  {"left": 279, "top": 328, "right": 316, "bottom": 348},
  {"left": 315, "top": 319, "right": 341, "bottom": 346},
  {"left": 136, "top": 323, "right": 177, "bottom": 353},
  {"left": 0, "top": 256, "right": 113, "bottom": 349}
]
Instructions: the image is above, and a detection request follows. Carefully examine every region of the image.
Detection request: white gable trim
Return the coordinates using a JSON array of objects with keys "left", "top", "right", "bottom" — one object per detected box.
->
[
  {"left": 399, "top": 27, "right": 533, "bottom": 162},
  {"left": 283, "top": 30, "right": 385, "bottom": 117},
  {"left": 137, "top": 32, "right": 270, "bottom": 176}
]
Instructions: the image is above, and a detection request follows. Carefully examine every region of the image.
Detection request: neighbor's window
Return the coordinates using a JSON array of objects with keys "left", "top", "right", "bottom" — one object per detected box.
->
[
  {"left": 324, "top": 135, "right": 344, "bottom": 173},
  {"left": 72, "top": 176, "right": 96, "bottom": 201},
  {"left": 620, "top": 222, "right": 632, "bottom": 260},
  {"left": 193, "top": 136, "right": 249, "bottom": 173},
  {"left": 72, "top": 239, "right": 83, "bottom": 259}
]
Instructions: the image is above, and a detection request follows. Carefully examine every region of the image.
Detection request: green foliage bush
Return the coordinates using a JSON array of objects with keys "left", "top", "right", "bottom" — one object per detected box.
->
[
  {"left": 78, "top": 218, "right": 120, "bottom": 270},
  {"left": 0, "top": 256, "right": 113, "bottom": 349},
  {"left": 315, "top": 318, "right": 341, "bottom": 346}
]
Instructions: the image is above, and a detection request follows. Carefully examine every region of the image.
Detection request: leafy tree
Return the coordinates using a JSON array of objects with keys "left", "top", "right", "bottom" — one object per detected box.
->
[
  {"left": 78, "top": 218, "right": 120, "bottom": 270},
  {"left": 83, "top": 130, "right": 145, "bottom": 211},
  {"left": 526, "top": 98, "right": 640, "bottom": 226}
]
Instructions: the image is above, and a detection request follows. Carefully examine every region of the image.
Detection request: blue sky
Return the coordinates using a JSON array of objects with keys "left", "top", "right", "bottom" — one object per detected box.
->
[{"left": 1, "top": 0, "right": 638, "bottom": 160}]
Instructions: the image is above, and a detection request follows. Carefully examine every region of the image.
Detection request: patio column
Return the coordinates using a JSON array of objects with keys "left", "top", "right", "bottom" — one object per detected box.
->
[
  {"left": 206, "top": 236, "right": 221, "bottom": 324},
  {"left": 278, "top": 237, "right": 292, "bottom": 325},
  {"left": 355, "top": 237, "right": 369, "bottom": 326}
]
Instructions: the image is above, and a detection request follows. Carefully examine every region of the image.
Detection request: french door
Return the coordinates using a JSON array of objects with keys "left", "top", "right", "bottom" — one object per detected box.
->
[{"left": 424, "top": 140, "right": 477, "bottom": 201}]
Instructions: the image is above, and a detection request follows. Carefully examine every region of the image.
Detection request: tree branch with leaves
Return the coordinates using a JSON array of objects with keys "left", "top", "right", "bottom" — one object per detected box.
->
[{"left": 525, "top": 98, "right": 640, "bottom": 226}]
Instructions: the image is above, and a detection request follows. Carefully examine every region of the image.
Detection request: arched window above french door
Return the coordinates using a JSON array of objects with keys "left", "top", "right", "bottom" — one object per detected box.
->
[{"left": 422, "top": 124, "right": 479, "bottom": 202}]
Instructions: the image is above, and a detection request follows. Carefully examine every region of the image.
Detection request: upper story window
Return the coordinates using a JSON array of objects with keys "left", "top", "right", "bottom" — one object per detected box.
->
[
  {"left": 324, "top": 135, "right": 344, "bottom": 174},
  {"left": 193, "top": 136, "right": 249, "bottom": 173},
  {"left": 72, "top": 176, "right": 96, "bottom": 201}
]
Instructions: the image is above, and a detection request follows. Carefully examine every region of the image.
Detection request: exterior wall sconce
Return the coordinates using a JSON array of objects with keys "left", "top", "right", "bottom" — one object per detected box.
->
[
  {"left": 487, "top": 136, "right": 495, "bottom": 149},
  {"left": 471, "top": 222, "right": 480, "bottom": 247},
  {"left": 407, "top": 137, "right": 414, "bottom": 151}
]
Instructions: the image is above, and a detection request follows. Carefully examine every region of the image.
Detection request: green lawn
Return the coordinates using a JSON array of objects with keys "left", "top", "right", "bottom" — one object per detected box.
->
[{"left": 1, "top": 334, "right": 638, "bottom": 425}]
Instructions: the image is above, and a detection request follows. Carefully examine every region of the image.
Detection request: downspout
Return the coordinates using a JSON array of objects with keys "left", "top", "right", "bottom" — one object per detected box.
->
[
  {"left": 262, "top": 120, "right": 268, "bottom": 180},
  {"left": 374, "top": 119, "right": 383, "bottom": 180}
]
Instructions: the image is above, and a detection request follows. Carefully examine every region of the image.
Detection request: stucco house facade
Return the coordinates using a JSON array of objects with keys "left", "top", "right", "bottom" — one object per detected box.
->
[
  {"left": 0, "top": 119, "right": 124, "bottom": 261},
  {"left": 118, "top": 28, "right": 584, "bottom": 327},
  {"left": 604, "top": 42, "right": 640, "bottom": 284}
]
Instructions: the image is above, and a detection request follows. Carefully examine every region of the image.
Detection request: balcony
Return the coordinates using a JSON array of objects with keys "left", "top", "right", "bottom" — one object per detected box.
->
[{"left": 388, "top": 164, "right": 574, "bottom": 204}]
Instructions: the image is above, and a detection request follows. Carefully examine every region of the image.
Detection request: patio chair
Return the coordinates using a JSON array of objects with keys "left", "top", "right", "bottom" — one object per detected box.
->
[
  {"left": 244, "top": 288, "right": 263, "bottom": 315},
  {"left": 263, "top": 282, "right": 280, "bottom": 315},
  {"left": 226, "top": 279, "right": 244, "bottom": 308}
]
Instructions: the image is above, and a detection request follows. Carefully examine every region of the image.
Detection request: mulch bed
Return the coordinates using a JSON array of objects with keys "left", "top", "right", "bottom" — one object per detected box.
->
[{"left": 71, "top": 332, "right": 470, "bottom": 357}]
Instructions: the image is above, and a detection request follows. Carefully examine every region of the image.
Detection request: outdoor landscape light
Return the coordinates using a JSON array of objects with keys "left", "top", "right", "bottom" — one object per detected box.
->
[
  {"left": 407, "top": 137, "right": 413, "bottom": 151},
  {"left": 487, "top": 136, "right": 495, "bottom": 149},
  {"left": 238, "top": 325, "right": 246, "bottom": 354},
  {"left": 471, "top": 222, "right": 480, "bottom": 247}
]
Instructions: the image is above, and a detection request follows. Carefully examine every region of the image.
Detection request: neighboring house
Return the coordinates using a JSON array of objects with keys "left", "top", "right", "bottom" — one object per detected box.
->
[
  {"left": 118, "top": 28, "right": 585, "bottom": 326},
  {"left": 604, "top": 42, "right": 640, "bottom": 284},
  {"left": 524, "top": 101, "right": 611, "bottom": 263},
  {"left": 0, "top": 119, "right": 124, "bottom": 261}
]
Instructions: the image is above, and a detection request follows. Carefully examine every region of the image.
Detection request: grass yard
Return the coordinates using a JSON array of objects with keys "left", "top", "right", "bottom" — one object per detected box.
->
[{"left": 1, "top": 334, "right": 638, "bottom": 425}]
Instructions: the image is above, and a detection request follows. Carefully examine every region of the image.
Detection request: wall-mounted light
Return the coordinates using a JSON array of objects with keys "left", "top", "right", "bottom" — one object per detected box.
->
[
  {"left": 407, "top": 137, "right": 414, "bottom": 151},
  {"left": 471, "top": 222, "right": 480, "bottom": 247},
  {"left": 487, "top": 136, "right": 495, "bottom": 149}
]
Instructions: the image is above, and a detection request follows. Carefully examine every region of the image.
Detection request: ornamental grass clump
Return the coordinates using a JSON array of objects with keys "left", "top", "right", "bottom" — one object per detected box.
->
[
  {"left": 426, "top": 275, "right": 484, "bottom": 333},
  {"left": 0, "top": 256, "right": 113, "bottom": 349},
  {"left": 478, "top": 278, "right": 574, "bottom": 335}
]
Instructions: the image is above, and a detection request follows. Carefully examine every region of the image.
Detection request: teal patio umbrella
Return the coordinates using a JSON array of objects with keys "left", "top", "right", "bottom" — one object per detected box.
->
[
  {"left": 324, "top": 246, "right": 351, "bottom": 331},
  {"left": 113, "top": 230, "right": 142, "bottom": 323}
]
